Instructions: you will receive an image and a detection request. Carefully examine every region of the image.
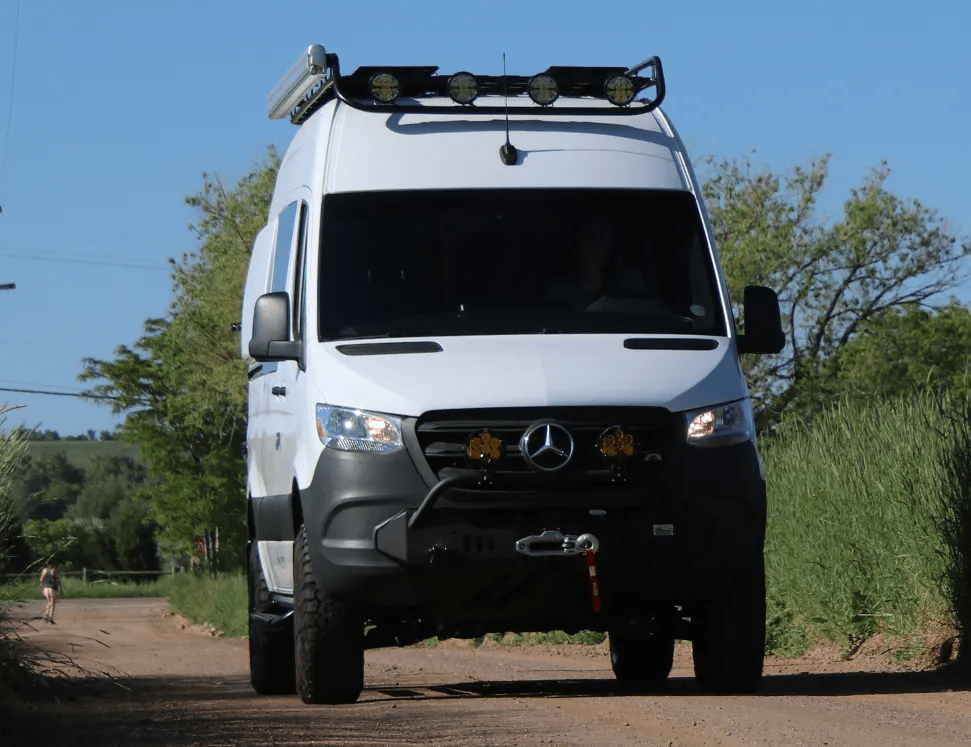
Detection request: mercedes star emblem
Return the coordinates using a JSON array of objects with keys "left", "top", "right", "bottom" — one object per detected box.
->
[{"left": 520, "top": 422, "right": 575, "bottom": 472}]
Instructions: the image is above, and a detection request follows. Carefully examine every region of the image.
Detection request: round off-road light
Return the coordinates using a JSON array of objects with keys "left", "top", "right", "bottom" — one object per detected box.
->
[
  {"left": 447, "top": 72, "right": 478, "bottom": 105},
  {"left": 528, "top": 74, "right": 559, "bottom": 106},
  {"left": 604, "top": 75, "right": 636, "bottom": 106},
  {"left": 369, "top": 72, "right": 400, "bottom": 103},
  {"left": 598, "top": 428, "right": 635, "bottom": 459},
  {"left": 467, "top": 431, "right": 503, "bottom": 463}
]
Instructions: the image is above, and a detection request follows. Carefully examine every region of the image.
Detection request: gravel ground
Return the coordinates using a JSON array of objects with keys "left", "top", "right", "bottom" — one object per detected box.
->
[{"left": 2, "top": 598, "right": 969, "bottom": 747}]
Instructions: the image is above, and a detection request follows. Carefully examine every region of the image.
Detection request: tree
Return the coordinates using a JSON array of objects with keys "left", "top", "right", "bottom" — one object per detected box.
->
[
  {"left": 702, "top": 154, "right": 971, "bottom": 425},
  {"left": 833, "top": 302, "right": 971, "bottom": 403},
  {"left": 80, "top": 149, "right": 280, "bottom": 571},
  {"left": 67, "top": 456, "right": 147, "bottom": 524},
  {"left": 9, "top": 451, "right": 84, "bottom": 523},
  {"left": 22, "top": 516, "right": 116, "bottom": 570}
]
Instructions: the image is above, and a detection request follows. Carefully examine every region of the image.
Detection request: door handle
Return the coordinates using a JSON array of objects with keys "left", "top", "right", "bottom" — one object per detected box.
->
[{"left": 271, "top": 386, "right": 287, "bottom": 396}]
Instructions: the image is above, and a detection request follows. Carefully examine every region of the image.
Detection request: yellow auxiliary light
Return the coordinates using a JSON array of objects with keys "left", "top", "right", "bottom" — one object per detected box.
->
[
  {"left": 447, "top": 72, "right": 478, "bottom": 105},
  {"left": 467, "top": 431, "right": 503, "bottom": 463},
  {"left": 604, "top": 75, "right": 636, "bottom": 106},
  {"left": 599, "top": 428, "right": 635, "bottom": 459},
  {"left": 528, "top": 74, "right": 559, "bottom": 106},
  {"left": 369, "top": 72, "right": 400, "bottom": 103}
]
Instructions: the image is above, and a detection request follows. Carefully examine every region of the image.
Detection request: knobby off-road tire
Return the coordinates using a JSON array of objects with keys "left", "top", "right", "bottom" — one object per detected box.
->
[
  {"left": 609, "top": 605, "right": 677, "bottom": 686},
  {"left": 691, "top": 556, "right": 766, "bottom": 694},
  {"left": 294, "top": 525, "right": 364, "bottom": 704},
  {"left": 248, "top": 546, "right": 296, "bottom": 695}
]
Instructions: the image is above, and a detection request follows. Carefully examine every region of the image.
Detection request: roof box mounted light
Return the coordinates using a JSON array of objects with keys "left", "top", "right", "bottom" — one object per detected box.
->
[
  {"left": 368, "top": 72, "right": 401, "bottom": 103},
  {"left": 267, "top": 44, "right": 332, "bottom": 120},
  {"left": 447, "top": 72, "right": 478, "bottom": 105},
  {"left": 527, "top": 74, "right": 559, "bottom": 106},
  {"left": 604, "top": 75, "right": 636, "bottom": 106}
]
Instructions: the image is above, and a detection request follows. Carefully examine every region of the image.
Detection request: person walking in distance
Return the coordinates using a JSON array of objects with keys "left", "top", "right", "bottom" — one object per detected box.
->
[{"left": 40, "top": 561, "right": 62, "bottom": 624}]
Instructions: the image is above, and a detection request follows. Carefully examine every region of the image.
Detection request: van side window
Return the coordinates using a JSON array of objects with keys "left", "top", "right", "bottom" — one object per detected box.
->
[
  {"left": 263, "top": 202, "right": 299, "bottom": 374},
  {"left": 272, "top": 202, "right": 299, "bottom": 297},
  {"left": 292, "top": 202, "right": 309, "bottom": 340}
]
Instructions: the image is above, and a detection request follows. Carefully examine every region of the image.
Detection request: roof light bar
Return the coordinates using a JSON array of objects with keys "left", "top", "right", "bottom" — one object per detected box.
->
[
  {"left": 267, "top": 46, "right": 666, "bottom": 123},
  {"left": 267, "top": 44, "right": 331, "bottom": 120}
]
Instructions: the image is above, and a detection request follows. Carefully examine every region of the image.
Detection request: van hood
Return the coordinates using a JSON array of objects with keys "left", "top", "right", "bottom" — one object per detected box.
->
[{"left": 308, "top": 335, "right": 746, "bottom": 417}]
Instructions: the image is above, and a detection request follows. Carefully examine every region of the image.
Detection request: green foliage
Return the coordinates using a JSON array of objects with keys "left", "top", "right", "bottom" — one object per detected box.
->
[
  {"left": 22, "top": 517, "right": 115, "bottom": 570},
  {"left": 763, "top": 392, "right": 951, "bottom": 650},
  {"left": 10, "top": 452, "right": 157, "bottom": 573},
  {"left": 702, "top": 154, "right": 970, "bottom": 426},
  {"left": 0, "top": 407, "right": 30, "bottom": 573},
  {"left": 161, "top": 571, "right": 247, "bottom": 638},
  {"left": 79, "top": 149, "right": 281, "bottom": 570},
  {"left": 10, "top": 451, "right": 83, "bottom": 522},
  {"left": 835, "top": 302, "right": 971, "bottom": 403}
]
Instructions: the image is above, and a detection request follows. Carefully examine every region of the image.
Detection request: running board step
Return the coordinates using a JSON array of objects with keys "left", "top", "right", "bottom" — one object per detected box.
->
[{"left": 249, "top": 609, "right": 293, "bottom": 631}]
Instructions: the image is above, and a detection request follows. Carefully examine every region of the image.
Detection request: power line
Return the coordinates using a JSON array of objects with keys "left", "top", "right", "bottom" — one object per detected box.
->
[
  {"left": 0, "top": 385, "right": 117, "bottom": 401},
  {"left": 0, "top": 250, "right": 169, "bottom": 272},
  {"left": 0, "top": 0, "right": 20, "bottom": 198}
]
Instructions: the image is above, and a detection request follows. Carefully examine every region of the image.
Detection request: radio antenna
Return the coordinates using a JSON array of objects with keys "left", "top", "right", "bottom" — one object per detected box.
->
[{"left": 499, "top": 53, "right": 518, "bottom": 166}]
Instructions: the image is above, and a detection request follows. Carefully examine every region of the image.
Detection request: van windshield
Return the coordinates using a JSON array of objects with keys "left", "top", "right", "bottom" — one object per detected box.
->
[{"left": 318, "top": 189, "right": 726, "bottom": 340}]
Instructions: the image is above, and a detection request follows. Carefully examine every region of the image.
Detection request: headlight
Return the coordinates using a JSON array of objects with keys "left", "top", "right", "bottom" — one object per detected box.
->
[
  {"left": 315, "top": 405, "right": 404, "bottom": 453},
  {"left": 685, "top": 399, "right": 755, "bottom": 447}
]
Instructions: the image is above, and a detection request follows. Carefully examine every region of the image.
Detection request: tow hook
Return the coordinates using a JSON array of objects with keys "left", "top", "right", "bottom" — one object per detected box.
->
[{"left": 515, "top": 530, "right": 599, "bottom": 557}]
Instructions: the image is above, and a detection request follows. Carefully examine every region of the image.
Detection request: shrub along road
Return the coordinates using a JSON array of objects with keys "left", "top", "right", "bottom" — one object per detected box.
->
[{"left": 4, "top": 598, "right": 971, "bottom": 746}]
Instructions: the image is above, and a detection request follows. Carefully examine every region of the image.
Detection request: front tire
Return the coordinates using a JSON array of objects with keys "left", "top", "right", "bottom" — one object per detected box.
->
[
  {"left": 248, "top": 545, "right": 296, "bottom": 695},
  {"left": 294, "top": 524, "right": 364, "bottom": 704},
  {"left": 691, "top": 557, "right": 766, "bottom": 694},
  {"left": 609, "top": 605, "right": 676, "bottom": 686}
]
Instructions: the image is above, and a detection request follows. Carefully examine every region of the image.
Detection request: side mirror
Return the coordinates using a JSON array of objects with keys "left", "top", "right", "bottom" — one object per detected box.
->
[
  {"left": 249, "top": 292, "right": 302, "bottom": 362},
  {"left": 737, "top": 285, "right": 785, "bottom": 355}
]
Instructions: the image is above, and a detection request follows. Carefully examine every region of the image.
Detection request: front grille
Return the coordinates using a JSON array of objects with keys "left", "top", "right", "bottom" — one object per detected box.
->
[{"left": 414, "top": 406, "right": 678, "bottom": 482}]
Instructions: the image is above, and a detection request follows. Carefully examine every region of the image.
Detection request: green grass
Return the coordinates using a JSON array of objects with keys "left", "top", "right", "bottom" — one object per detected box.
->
[
  {"left": 762, "top": 393, "right": 952, "bottom": 653},
  {"left": 0, "top": 575, "right": 170, "bottom": 601},
  {"left": 159, "top": 572, "right": 247, "bottom": 638},
  {"left": 468, "top": 631, "right": 606, "bottom": 647},
  {"left": 26, "top": 440, "right": 140, "bottom": 468}
]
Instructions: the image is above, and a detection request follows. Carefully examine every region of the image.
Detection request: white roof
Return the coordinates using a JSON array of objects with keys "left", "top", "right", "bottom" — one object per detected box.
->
[{"left": 271, "top": 97, "right": 692, "bottom": 209}]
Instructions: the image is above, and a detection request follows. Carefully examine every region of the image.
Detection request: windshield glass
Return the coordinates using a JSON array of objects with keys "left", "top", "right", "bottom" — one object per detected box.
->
[{"left": 318, "top": 189, "right": 726, "bottom": 340}]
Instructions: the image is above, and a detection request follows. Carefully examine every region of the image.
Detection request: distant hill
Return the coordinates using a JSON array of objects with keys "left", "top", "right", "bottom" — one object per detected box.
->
[{"left": 26, "top": 439, "right": 141, "bottom": 468}]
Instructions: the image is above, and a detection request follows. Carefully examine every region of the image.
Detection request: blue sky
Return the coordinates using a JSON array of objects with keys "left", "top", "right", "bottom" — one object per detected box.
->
[{"left": 0, "top": 0, "right": 968, "bottom": 436}]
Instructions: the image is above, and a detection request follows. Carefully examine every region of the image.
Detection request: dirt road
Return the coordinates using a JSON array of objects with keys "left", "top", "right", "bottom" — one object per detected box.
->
[{"left": 4, "top": 598, "right": 970, "bottom": 746}]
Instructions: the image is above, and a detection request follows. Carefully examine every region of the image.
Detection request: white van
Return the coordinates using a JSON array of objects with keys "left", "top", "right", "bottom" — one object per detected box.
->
[{"left": 243, "top": 44, "right": 784, "bottom": 704}]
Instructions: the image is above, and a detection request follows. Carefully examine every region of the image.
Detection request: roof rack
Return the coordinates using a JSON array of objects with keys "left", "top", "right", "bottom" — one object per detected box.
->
[{"left": 267, "top": 45, "right": 665, "bottom": 125}]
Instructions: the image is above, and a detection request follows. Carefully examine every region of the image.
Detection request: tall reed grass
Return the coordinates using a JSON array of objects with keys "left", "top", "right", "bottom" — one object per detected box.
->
[{"left": 762, "top": 391, "right": 954, "bottom": 654}]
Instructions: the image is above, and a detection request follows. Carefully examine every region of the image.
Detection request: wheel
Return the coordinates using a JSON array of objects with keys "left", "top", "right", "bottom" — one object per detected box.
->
[
  {"left": 609, "top": 605, "right": 676, "bottom": 686},
  {"left": 294, "top": 524, "right": 364, "bottom": 704},
  {"left": 691, "top": 557, "right": 766, "bottom": 694},
  {"left": 248, "top": 545, "right": 296, "bottom": 694}
]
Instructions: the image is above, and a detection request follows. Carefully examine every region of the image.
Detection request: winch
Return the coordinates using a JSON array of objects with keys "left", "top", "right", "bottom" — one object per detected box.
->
[{"left": 514, "top": 530, "right": 599, "bottom": 557}]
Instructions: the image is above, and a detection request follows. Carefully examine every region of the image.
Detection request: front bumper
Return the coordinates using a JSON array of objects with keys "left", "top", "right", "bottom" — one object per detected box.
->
[{"left": 293, "top": 434, "right": 766, "bottom": 629}]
